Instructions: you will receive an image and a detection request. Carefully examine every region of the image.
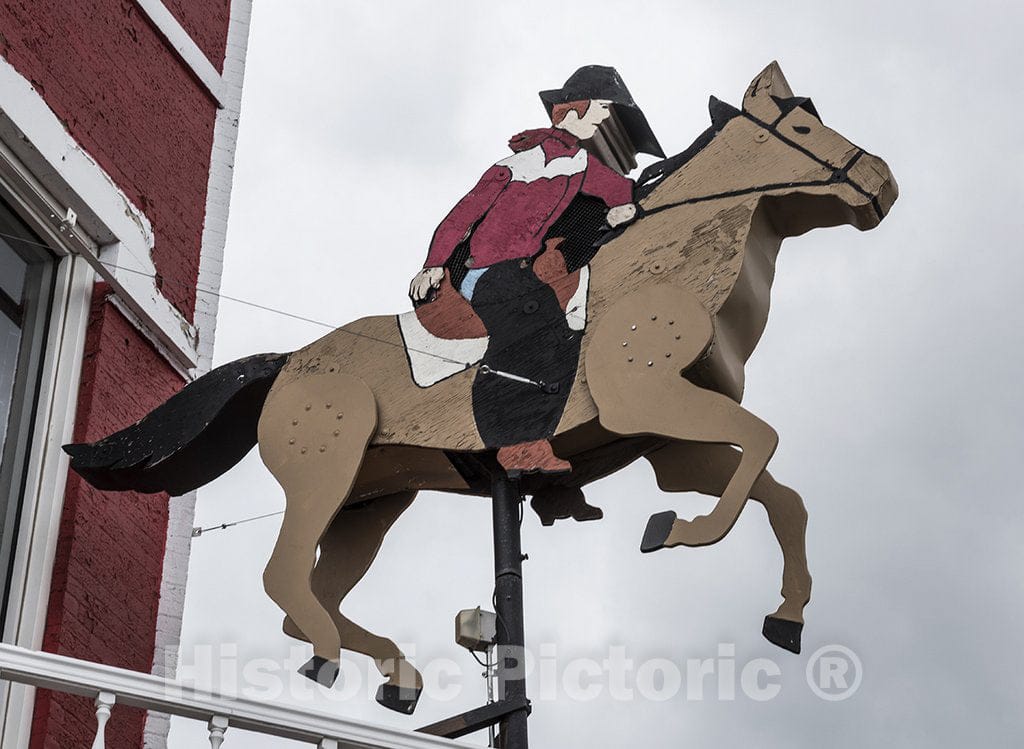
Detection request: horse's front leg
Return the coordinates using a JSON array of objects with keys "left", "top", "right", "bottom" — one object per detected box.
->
[
  {"left": 619, "top": 381, "right": 777, "bottom": 548},
  {"left": 586, "top": 285, "right": 777, "bottom": 546},
  {"left": 647, "top": 441, "right": 811, "bottom": 653},
  {"left": 257, "top": 370, "right": 379, "bottom": 687},
  {"left": 586, "top": 291, "right": 777, "bottom": 547}
]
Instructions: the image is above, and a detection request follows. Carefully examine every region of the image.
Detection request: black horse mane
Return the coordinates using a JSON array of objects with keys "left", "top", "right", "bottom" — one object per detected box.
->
[{"left": 635, "top": 96, "right": 742, "bottom": 199}]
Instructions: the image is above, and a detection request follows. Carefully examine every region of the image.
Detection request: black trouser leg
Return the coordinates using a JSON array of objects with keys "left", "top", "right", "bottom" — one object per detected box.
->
[{"left": 470, "top": 260, "right": 581, "bottom": 448}]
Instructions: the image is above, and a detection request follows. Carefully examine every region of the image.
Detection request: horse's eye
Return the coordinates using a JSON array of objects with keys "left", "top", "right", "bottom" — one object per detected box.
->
[{"left": 793, "top": 125, "right": 811, "bottom": 135}]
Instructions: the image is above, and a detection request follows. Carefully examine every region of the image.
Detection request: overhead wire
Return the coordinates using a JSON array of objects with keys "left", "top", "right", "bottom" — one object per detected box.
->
[
  {"left": 3, "top": 226, "right": 591, "bottom": 533},
  {"left": 0, "top": 227, "right": 590, "bottom": 372},
  {"left": 191, "top": 509, "right": 285, "bottom": 537},
  {"left": 2, "top": 224, "right": 594, "bottom": 535}
]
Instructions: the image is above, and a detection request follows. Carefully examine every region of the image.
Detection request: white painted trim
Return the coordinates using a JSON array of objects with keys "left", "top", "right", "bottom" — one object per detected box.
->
[
  {"left": 0, "top": 251, "right": 94, "bottom": 749},
  {"left": 134, "top": 0, "right": 227, "bottom": 108},
  {"left": 0, "top": 645, "right": 476, "bottom": 749},
  {"left": 0, "top": 55, "right": 200, "bottom": 369},
  {"left": 497, "top": 145, "right": 588, "bottom": 182},
  {"left": 144, "top": 0, "right": 253, "bottom": 745}
]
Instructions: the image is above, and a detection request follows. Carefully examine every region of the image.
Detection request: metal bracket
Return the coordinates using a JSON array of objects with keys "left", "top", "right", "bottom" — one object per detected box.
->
[{"left": 416, "top": 696, "right": 531, "bottom": 740}]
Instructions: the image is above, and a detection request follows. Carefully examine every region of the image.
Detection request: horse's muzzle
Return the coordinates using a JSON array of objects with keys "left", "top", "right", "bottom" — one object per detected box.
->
[{"left": 847, "top": 153, "right": 899, "bottom": 229}]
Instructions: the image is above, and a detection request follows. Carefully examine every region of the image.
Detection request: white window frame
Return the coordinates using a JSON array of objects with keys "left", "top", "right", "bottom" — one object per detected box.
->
[
  {"left": 0, "top": 153, "right": 95, "bottom": 748},
  {"left": 0, "top": 1, "right": 251, "bottom": 744}
]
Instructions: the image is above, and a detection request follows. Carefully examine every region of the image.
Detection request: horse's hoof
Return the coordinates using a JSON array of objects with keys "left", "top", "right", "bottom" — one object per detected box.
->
[
  {"left": 376, "top": 682, "right": 422, "bottom": 714},
  {"left": 298, "top": 655, "right": 340, "bottom": 687},
  {"left": 641, "top": 511, "right": 677, "bottom": 553},
  {"left": 762, "top": 615, "right": 803, "bottom": 654}
]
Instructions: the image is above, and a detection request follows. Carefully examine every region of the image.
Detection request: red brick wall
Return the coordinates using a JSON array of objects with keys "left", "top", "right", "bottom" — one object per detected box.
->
[
  {"left": 0, "top": 3, "right": 233, "bottom": 745},
  {"left": 30, "top": 288, "right": 184, "bottom": 749},
  {"left": 164, "top": 0, "right": 231, "bottom": 72},
  {"left": 0, "top": 0, "right": 221, "bottom": 319}
]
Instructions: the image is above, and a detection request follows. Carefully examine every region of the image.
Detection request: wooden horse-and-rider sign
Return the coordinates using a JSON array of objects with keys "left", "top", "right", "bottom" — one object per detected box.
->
[{"left": 65, "top": 62, "right": 897, "bottom": 726}]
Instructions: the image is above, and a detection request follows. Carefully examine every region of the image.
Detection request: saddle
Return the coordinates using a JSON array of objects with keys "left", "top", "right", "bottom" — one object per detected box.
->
[
  {"left": 414, "top": 238, "right": 584, "bottom": 340},
  {"left": 398, "top": 238, "right": 589, "bottom": 388}
]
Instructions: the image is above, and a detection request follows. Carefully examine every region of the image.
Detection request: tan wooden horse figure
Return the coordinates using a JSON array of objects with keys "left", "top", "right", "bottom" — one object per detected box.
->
[{"left": 66, "top": 62, "right": 897, "bottom": 714}]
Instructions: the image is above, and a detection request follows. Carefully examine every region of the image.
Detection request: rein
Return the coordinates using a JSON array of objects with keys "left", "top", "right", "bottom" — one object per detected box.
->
[{"left": 597, "top": 112, "right": 881, "bottom": 248}]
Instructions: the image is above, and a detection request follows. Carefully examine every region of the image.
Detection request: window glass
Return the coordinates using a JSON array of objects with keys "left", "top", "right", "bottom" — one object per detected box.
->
[
  {"left": 0, "top": 309, "right": 22, "bottom": 456},
  {"left": 0, "top": 242, "right": 25, "bottom": 301},
  {"left": 0, "top": 197, "right": 54, "bottom": 625}
]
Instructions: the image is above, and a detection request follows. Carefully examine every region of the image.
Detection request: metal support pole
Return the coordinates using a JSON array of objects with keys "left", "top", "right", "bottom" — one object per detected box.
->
[
  {"left": 491, "top": 473, "right": 528, "bottom": 749},
  {"left": 486, "top": 645, "right": 496, "bottom": 748}
]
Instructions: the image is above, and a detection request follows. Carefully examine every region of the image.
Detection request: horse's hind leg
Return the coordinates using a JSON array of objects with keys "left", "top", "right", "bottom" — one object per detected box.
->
[
  {"left": 647, "top": 441, "right": 810, "bottom": 653},
  {"left": 283, "top": 491, "right": 424, "bottom": 714},
  {"left": 257, "top": 370, "right": 377, "bottom": 687}
]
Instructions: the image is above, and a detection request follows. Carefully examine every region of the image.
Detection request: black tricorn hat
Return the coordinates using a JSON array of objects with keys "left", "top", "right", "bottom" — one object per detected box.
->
[{"left": 539, "top": 65, "right": 665, "bottom": 158}]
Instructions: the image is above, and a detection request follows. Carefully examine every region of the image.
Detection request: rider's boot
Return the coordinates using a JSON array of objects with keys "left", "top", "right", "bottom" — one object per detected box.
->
[{"left": 497, "top": 439, "right": 572, "bottom": 478}]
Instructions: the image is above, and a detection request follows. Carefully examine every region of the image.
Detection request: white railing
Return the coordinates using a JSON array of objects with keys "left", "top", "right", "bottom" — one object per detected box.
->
[{"left": 0, "top": 644, "right": 476, "bottom": 749}]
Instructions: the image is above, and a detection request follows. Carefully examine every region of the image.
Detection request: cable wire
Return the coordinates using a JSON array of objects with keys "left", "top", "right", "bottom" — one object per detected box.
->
[
  {"left": 191, "top": 509, "right": 284, "bottom": 537},
  {"left": 0, "top": 227, "right": 589, "bottom": 372}
]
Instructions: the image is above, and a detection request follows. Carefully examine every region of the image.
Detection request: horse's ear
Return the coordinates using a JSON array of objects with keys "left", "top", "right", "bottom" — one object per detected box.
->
[{"left": 743, "top": 61, "right": 794, "bottom": 121}]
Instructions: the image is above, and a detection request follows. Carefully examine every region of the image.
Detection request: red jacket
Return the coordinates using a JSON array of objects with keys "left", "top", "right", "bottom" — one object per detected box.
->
[{"left": 424, "top": 127, "right": 634, "bottom": 269}]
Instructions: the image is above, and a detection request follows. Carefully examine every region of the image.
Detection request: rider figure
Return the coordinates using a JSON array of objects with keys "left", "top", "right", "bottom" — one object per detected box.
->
[{"left": 409, "top": 66, "right": 664, "bottom": 477}]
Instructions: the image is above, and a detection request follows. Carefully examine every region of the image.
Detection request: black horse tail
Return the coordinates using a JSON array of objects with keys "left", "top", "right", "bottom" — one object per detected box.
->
[{"left": 63, "top": 353, "right": 288, "bottom": 496}]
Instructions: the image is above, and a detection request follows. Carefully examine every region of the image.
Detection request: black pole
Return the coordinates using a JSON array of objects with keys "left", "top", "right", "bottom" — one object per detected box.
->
[{"left": 491, "top": 472, "right": 528, "bottom": 749}]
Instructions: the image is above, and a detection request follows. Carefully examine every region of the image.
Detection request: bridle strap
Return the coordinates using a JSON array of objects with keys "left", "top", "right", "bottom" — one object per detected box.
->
[{"left": 611, "top": 112, "right": 883, "bottom": 245}]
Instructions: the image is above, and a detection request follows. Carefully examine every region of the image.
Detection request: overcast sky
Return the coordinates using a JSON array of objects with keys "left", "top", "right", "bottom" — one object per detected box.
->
[{"left": 168, "top": 1, "right": 1023, "bottom": 746}]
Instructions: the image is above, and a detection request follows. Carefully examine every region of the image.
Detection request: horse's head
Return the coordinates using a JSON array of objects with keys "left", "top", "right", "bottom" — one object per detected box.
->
[
  {"left": 640, "top": 62, "right": 897, "bottom": 237},
  {"left": 735, "top": 61, "right": 898, "bottom": 235}
]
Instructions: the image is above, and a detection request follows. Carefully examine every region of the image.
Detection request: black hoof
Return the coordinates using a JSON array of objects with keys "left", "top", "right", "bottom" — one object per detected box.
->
[
  {"left": 762, "top": 616, "right": 803, "bottom": 654},
  {"left": 641, "top": 511, "right": 677, "bottom": 553},
  {"left": 376, "top": 682, "right": 422, "bottom": 715},
  {"left": 298, "top": 655, "right": 339, "bottom": 687}
]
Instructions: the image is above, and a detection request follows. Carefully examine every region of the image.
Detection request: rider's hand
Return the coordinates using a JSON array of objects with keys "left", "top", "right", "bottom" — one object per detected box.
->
[
  {"left": 607, "top": 203, "right": 637, "bottom": 228},
  {"left": 409, "top": 267, "right": 445, "bottom": 302}
]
